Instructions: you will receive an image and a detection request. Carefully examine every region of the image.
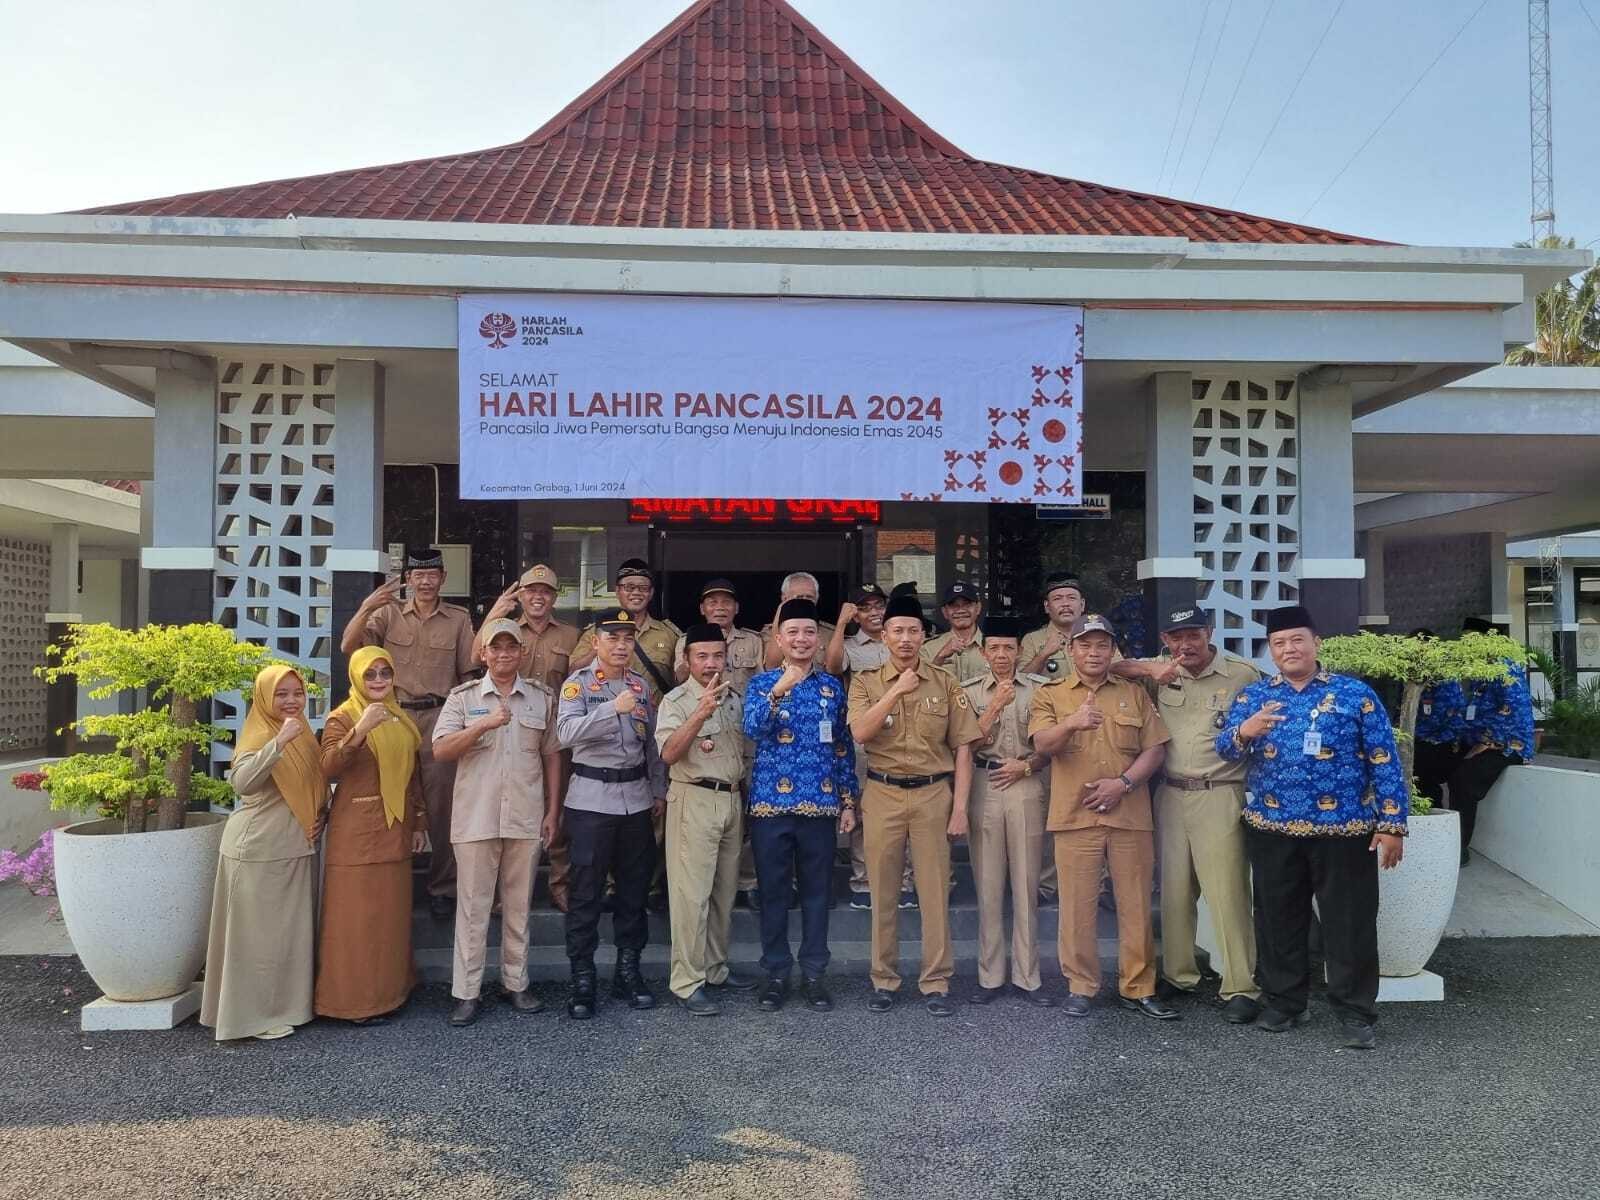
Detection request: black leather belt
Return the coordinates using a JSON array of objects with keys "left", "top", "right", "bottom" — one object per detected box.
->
[
  {"left": 399, "top": 695, "right": 445, "bottom": 711},
  {"left": 572, "top": 762, "right": 647, "bottom": 784},
  {"left": 973, "top": 755, "right": 1005, "bottom": 770},
  {"left": 684, "top": 778, "right": 738, "bottom": 794},
  {"left": 867, "top": 770, "right": 953, "bottom": 789}
]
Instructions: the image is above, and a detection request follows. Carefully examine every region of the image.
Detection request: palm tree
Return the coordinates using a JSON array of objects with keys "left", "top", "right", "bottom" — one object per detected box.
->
[{"left": 1505, "top": 236, "right": 1600, "bottom": 366}]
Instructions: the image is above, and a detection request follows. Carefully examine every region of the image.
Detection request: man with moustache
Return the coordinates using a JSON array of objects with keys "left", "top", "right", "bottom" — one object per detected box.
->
[
  {"left": 848, "top": 590, "right": 981, "bottom": 1016},
  {"left": 672, "top": 579, "right": 765, "bottom": 690},
  {"left": 1019, "top": 573, "right": 1088, "bottom": 679},
  {"left": 1030, "top": 614, "right": 1176, "bottom": 1021},
  {"left": 1216, "top": 604, "right": 1406, "bottom": 1050},
  {"left": 742, "top": 598, "right": 857, "bottom": 1013},
  {"left": 923, "top": 580, "right": 988, "bottom": 682},
  {"left": 341, "top": 547, "right": 477, "bottom": 921}
]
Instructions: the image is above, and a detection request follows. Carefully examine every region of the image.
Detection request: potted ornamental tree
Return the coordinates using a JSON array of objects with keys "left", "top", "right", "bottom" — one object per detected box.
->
[
  {"left": 34, "top": 623, "right": 290, "bottom": 1004},
  {"left": 1319, "top": 629, "right": 1525, "bottom": 978}
]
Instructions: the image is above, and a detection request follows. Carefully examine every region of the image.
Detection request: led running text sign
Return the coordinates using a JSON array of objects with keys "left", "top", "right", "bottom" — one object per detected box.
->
[{"left": 628, "top": 499, "right": 881, "bottom": 525}]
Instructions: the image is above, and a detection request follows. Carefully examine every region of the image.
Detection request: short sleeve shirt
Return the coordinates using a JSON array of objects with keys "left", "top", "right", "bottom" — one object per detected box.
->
[
  {"left": 511, "top": 616, "right": 580, "bottom": 691},
  {"left": 655, "top": 678, "right": 750, "bottom": 787},
  {"left": 574, "top": 615, "right": 681, "bottom": 702},
  {"left": 842, "top": 630, "right": 890, "bottom": 676},
  {"left": 1148, "top": 649, "right": 1261, "bottom": 783},
  {"left": 433, "top": 676, "right": 560, "bottom": 842},
  {"left": 847, "top": 660, "right": 983, "bottom": 776},
  {"left": 962, "top": 671, "right": 1047, "bottom": 763},
  {"left": 1028, "top": 674, "right": 1170, "bottom": 832},
  {"left": 673, "top": 626, "right": 765, "bottom": 692},
  {"left": 923, "top": 630, "right": 987, "bottom": 682},
  {"left": 365, "top": 600, "right": 478, "bottom": 701}
]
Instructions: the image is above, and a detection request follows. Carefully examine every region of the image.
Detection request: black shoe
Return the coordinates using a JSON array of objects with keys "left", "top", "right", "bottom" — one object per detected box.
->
[
  {"left": 802, "top": 976, "right": 834, "bottom": 1011},
  {"left": 1015, "top": 986, "right": 1058, "bottom": 1008},
  {"left": 710, "top": 971, "right": 761, "bottom": 993},
  {"left": 349, "top": 1014, "right": 390, "bottom": 1027},
  {"left": 1155, "top": 977, "right": 1192, "bottom": 1002},
  {"left": 1256, "top": 1007, "right": 1311, "bottom": 1034},
  {"left": 505, "top": 987, "right": 545, "bottom": 1014},
  {"left": 898, "top": 891, "right": 918, "bottom": 910},
  {"left": 758, "top": 975, "right": 789, "bottom": 1012},
  {"left": 969, "top": 985, "right": 1004, "bottom": 1006},
  {"left": 735, "top": 889, "right": 756, "bottom": 910},
  {"left": 1037, "top": 890, "right": 1058, "bottom": 908},
  {"left": 429, "top": 894, "right": 454, "bottom": 921},
  {"left": 567, "top": 962, "right": 598, "bottom": 1021},
  {"left": 1222, "top": 995, "right": 1263, "bottom": 1025},
  {"left": 679, "top": 986, "right": 721, "bottom": 1017},
  {"left": 925, "top": 993, "right": 954, "bottom": 1017},
  {"left": 1062, "top": 993, "right": 1092, "bottom": 1018},
  {"left": 867, "top": 988, "right": 896, "bottom": 1013},
  {"left": 612, "top": 949, "right": 656, "bottom": 1010},
  {"left": 1341, "top": 1021, "right": 1377, "bottom": 1050},
  {"left": 1120, "top": 995, "right": 1181, "bottom": 1021},
  {"left": 1197, "top": 963, "right": 1222, "bottom": 985},
  {"left": 848, "top": 891, "right": 872, "bottom": 911},
  {"left": 448, "top": 998, "right": 481, "bottom": 1027}
]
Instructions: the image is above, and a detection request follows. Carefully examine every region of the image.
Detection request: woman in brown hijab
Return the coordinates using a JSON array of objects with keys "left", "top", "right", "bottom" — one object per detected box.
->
[
  {"left": 315, "top": 645, "right": 427, "bottom": 1024},
  {"left": 200, "top": 665, "right": 325, "bottom": 1041}
]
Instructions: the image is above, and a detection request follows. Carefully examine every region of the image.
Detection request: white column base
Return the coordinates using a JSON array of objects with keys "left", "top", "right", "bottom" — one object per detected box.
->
[
  {"left": 1375, "top": 970, "right": 1444, "bottom": 1003},
  {"left": 81, "top": 983, "right": 202, "bottom": 1031}
]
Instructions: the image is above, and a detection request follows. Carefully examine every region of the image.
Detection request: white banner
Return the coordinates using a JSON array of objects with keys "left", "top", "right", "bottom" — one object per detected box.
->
[{"left": 458, "top": 294, "right": 1083, "bottom": 503}]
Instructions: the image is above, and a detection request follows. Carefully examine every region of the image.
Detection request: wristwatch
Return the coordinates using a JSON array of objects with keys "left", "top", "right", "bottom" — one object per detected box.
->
[
  {"left": 1023, "top": 760, "right": 1034, "bottom": 778},
  {"left": 1117, "top": 772, "right": 1134, "bottom": 793}
]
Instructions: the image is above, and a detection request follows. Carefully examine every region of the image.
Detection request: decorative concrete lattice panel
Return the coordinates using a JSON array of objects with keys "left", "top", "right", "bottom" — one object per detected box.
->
[
  {"left": 0, "top": 537, "right": 50, "bottom": 751},
  {"left": 1191, "top": 376, "right": 1300, "bottom": 661},
  {"left": 212, "top": 360, "right": 336, "bottom": 763}
]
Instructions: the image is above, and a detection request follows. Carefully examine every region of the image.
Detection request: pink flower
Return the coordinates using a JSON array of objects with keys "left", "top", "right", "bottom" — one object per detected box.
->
[{"left": 0, "top": 830, "right": 56, "bottom": 897}]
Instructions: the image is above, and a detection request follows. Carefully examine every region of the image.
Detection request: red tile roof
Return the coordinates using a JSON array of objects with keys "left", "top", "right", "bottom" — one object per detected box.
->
[{"left": 83, "top": 0, "right": 1377, "bottom": 244}]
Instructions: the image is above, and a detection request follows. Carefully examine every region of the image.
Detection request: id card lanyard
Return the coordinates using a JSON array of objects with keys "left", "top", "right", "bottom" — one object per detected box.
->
[{"left": 1302, "top": 709, "right": 1322, "bottom": 757}]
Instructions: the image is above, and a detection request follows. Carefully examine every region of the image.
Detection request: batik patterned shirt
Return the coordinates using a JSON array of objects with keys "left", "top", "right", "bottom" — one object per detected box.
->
[
  {"left": 1465, "top": 661, "right": 1535, "bottom": 763},
  {"left": 742, "top": 666, "right": 857, "bottom": 818},
  {"left": 1216, "top": 668, "right": 1408, "bottom": 838},
  {"left": 1414, "top": 679, "right": 1469, "bottom": 746}
]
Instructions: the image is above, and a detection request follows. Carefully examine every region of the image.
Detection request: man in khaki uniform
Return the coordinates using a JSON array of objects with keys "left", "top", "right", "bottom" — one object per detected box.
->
[
  {"left": 848, "top": 590, "right": 981, "bottom": 1016},
  {"left": 961, "top": 615, "right": 1054, "bottom": 1007},
  {"left": 673, "top": 579, "right": 764, "bottom": 689},
  {"left": 340, "top": 547, "right": 477, "bottom": 920},
  {"left": 1133, "top": 602, "right": 1263, "bottom": 1022},
  {"left": 431, "top": 618, "right": 563, "bottom": 1027},
  {"left": 656, "top": 623, "right": 758, "bottom": 1015},
  {"left": 762, "top": 572, "right": 837, "bottom": 669},
  {"left": 1029, "top": 614, "right": 1176, "bottom": 1021},
  {"left": 923, "top": 579, "right": 987, "bottom": 681},
  {"left": 1019, "top": 572, "right": 1089, "bottom": 906},
  {"left": 477, "top": 563, "right": 581, "bottom": 691}
]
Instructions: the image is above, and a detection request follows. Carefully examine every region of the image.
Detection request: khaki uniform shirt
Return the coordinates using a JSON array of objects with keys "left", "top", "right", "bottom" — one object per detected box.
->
[
  {"left": 1019, "top": 623, "right": 1072, "bottom": 679},
  {"left": 962, "top": 671, "right": 1047, "bottom": 764},
  {"left": 364, "top": 599, "right": 478, "bottom": 702},
  {"left": 655, "top": 677, "right": 751, "bottom": 788},
  {"left": 508, "top": 615, "right": 580, "bottom": 691},
  {"left": 1028, "top": 674, "right": 1170, "bottom": 833},
  {"left": 848, "top": 660, "right": 983, "bottom": 776},
  {"left": 924, "top": 630, "right": 987, "bottom": 682},
  {"left": 433, "top": 676, "right": 560, "bottom": 843},
  {"left": 842, "top": 629, "right": 889, "bottom": 675},
  {"left": 223, "top": 744, "right": 322, "bottom": 862},
  {"left": 1148, "top": 649, "right": 1261, "bottom": 784},
  {"left": 673, "top": 626, "right": 765, "bottom": 692},
  {"left": 574, "top": 614, "right": 681, "bottom": 702}
]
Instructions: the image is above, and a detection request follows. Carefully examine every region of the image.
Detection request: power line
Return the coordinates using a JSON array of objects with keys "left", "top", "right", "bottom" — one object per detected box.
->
[
  {"left": 1299, "top": 0, "right": 1491, "bottom": 221},
  {"left": 1192, "top": 0, "right": 1279, "bottom": 197},
  {"left": 1227, "top": 0, "right": 1346, "bottom": 210},
  {"left": 1168, "top": 0, "right": 1236, "bottom": 194},
  {"left": 1581, "top": 0, "right": 1600, "bottom": 43},
  {"left": 1156, "top": 1, "right": 1214, "bottom": 193}
]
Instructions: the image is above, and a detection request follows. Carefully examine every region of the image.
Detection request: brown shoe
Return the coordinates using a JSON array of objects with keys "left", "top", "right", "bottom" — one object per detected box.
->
[{"left": 506, "top": 987, "right": 545, "bottom": 1014}]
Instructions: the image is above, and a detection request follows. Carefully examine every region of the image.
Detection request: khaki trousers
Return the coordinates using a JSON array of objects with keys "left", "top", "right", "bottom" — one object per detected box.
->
[
  {"left": 1156, "top": 782, "right": 1259, "bottom": 999},
  {"left": 1038, "top": 837, "right": 1058, "bottom": 898},
  {"left": 968, "top": 771, "right": 1047, "bottom": 991},
  {"left": 452, "top": 836, "right": 540, "bottom": 999},
  {"left": 863, "top": 778, "right": 952, "bottom": 994},
  {"left": 415, "top": 706, "right": 458, "bottom": 898},
  {"left": 665, "top": 781, "right": 743, "bottom": 998},
  {"left": 1054, "top": 826, "right": 1155, "bottom": 999}
]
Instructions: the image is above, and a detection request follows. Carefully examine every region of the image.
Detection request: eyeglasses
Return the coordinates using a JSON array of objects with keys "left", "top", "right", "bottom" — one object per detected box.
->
[{"left": 362, "top": 667, "right": 395, "bottom": 681}]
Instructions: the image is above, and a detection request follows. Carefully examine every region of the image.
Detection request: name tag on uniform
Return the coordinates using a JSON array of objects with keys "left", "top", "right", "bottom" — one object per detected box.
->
[
  {"left": 1465, "top": 704, "right": 1477, "bottom": 722},
  {"left": 818, "top": 720, "right": 833, "bottom": 743},
  {"left": 467, "top": 707, "right": 489, "bottom": 717},
  {"left": 1302, "top": 730, "right": 1322, "bottom": 756},
  {"left": 1422, "top": 702, "right": 1433, "bottom": 716}
]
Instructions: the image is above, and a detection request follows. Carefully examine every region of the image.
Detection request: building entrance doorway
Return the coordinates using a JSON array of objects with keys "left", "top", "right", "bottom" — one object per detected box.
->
[{"left": 654, "top": 529, "right": 859, "bottom": 632}]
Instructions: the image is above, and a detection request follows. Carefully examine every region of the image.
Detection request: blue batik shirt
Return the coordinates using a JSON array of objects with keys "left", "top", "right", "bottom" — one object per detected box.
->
[
  {"left": 1465, "top": 661, "right": 1535, "bottom": 763},
  {"left": 743, "top": 666, "right": 857, "bottom": 818},
  {"left": 1217, "top": 668, "right": 1408, "bottom": 838},
  {"left": 1415, "top": 679, "right": 1469, "bottom": 746}
]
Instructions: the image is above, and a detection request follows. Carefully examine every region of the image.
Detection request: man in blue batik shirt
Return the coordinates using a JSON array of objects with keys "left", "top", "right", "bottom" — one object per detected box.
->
[
  {"left": 743, "top": 596, "right": 857, "bottom": 1014},
  {"left": 1448, "top": 617, "right": 1535, "bottom": 866},
  {"left": 1411, "top": 629, "right": 1469, "bottom": 806},
  {"left": 1217, "top": 604, "right": 1406, "bottom": 1051}
]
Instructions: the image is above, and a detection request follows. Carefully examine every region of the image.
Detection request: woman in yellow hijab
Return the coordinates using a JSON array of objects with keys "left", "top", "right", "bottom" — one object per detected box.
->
[
  {"left": 200, "top": 664, "right": 325, "bottom": 1042},
  {"left": 314, "top": 645, "right": 428, "bottom": 1024}
]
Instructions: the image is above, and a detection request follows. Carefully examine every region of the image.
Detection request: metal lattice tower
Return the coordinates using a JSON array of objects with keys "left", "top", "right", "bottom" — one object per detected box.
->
[{"left": 1529, "top": 0, "right": 1555, "bottom": 243}]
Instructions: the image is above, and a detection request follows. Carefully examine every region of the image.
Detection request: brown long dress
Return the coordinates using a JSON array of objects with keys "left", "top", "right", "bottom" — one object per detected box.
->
[{"left": 314, "top": 711, "right": 426, "bottom": 1019}]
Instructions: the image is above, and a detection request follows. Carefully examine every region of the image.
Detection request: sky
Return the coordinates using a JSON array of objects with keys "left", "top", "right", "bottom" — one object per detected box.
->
[{"left": 3, "top": 0, "right": 1598, "bottom": 251}]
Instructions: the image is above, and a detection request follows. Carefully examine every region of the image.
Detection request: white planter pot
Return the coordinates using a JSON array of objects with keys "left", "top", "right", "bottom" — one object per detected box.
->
[
  {"left": 1377, "top": 809, "right": 1461, "bottom": 977},
  {"left": 54, "top": 813, "right": 228, "bottom": 1002}
]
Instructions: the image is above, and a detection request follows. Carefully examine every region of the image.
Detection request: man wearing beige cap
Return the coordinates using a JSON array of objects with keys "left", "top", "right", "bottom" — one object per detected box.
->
[
  {"left": 479, "top": 564, "right": 581, "bottom": 910},
  {"left": 432, "top": 618, "right": 563, "bottom": 1027}
]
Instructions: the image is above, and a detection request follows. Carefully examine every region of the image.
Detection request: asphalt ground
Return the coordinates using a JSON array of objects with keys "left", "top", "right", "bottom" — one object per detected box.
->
[{"left": 1, "top": 938, "right": 1597, "bottom": 1200}]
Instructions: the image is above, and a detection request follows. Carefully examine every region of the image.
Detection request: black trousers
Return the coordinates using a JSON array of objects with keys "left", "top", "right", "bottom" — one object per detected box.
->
[
  {"left": 564, "top": 806, "right": 655, "bottom": 963},
  {"left": 749, "top": 814, "right": 835, "bottom": 978},
  {"left": 1413, "top": 739, "right": 1463, "bottom": 805},
  {"left": 1246, "top": 827, "right": 1380, "bottom": 1025},
  {"left": 1447, "top": 751, "right": 1514, "bottom": 851}
]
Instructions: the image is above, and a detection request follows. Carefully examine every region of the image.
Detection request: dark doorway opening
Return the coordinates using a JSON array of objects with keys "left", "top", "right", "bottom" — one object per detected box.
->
[{"left": 654, "top": 529, "right": 858, "bottom": 631}]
